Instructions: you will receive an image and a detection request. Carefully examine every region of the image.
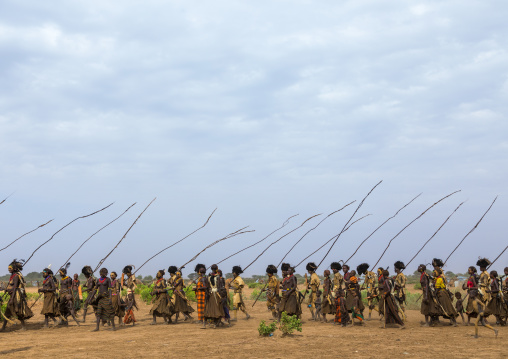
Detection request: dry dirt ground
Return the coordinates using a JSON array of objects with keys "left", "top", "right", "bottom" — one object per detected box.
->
[{"left": 0, "top": 287, "right": 504, "bottom": 358}]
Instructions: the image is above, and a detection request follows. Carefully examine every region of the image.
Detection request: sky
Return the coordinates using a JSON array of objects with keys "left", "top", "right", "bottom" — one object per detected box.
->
[{"left": 1, "top": 1, "right": 507, "bottom": 278}]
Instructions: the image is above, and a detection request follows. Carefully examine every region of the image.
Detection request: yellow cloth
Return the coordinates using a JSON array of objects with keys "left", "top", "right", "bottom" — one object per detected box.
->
[
  {"left": 435, "top": 276, "right": 445, "bottom": 289},
  {"left": 310, "top": 273, "right": 320, "bottom": 292}
]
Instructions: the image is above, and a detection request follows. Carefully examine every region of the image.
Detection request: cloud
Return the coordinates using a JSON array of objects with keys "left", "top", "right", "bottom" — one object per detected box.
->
[{"left": 0, "top": 0, "right": 507, "bottom": 274}]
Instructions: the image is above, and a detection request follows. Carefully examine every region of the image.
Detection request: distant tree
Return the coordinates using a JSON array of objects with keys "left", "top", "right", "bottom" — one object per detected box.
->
[
  {"left": 225, "top": 273, "right": 234, "bottom": 279},
  {"left": 188, "top": 273, "right": 198, "bottom": 281},
  {"left": 144, "top": 275, "right": 153, "bottom": 282},
  {"left": 445, "top": 271, "right": 455, "bottom": 278},
  {"left": 251, "top": 275, "right": 264, "bottom": 282},
  {"left": 137, "top": 275, "right": 143, "bottom": 280}
]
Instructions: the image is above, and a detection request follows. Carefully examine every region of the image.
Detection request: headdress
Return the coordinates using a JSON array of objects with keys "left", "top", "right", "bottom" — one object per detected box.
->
[
  {"left": 330, "top": 262, "right": 341, "bottom": 270},
  {"left": 394, "top": 261, "right": 405, "bottom": 270},
  {"left": 122, "top": 265, "right": 134, "bottom": 275},
  {"left": 232, "top": 265, "right": 244, "bottom": 275},
  {"left": 266, "top": 264, "right": 278, "bottom": 275},
  {"left": 168, "top": 266, "right": 178, "bottom": 275},
  {"left": 9, "top": 258, "right": 25, "bottom": 272},
  {"left": 81, "top": 265, "right": 93, "bottom": 276},
  {"left": 306, "top": 262, "right": 317, "bottom": 272},
  {"left": 476, "top": 258, "right": 491, "bottom": 268},
  {"left": 194, "top": 263, "right": 206, "bottom": 273},
  {"left": 356, "top": 263, "right": 370, "bottom": 276},
  {"left": 432, "top": 258, "right": 444, "bottom": 268},
  {"left": 59, "top": 262, "right": 71, "bottom": 275}
]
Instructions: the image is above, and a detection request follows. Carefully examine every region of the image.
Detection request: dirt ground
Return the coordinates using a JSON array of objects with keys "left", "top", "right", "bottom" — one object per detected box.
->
[{"left": 0, "top": 287, "right": 504, "bottom": 358}]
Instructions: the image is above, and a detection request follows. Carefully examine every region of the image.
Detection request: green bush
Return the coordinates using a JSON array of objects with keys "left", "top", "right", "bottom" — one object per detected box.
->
[
  {"left": 414, "top": 283, "right": 422, "bottom": 290},
  {"left": 258, "top": 320, "right": 277, "bottom": 336},
  {"left": 139, "top": 284, "right": 155, "bottom": 304},
  {"left": 250, "top": 289, "right": 267, "bottom": 301},
  {"left": 278, "top": 312, "right": 302, "bottom": 336},
  {"left": 248, "top": 282, "right": 260, "bottom": 289}
]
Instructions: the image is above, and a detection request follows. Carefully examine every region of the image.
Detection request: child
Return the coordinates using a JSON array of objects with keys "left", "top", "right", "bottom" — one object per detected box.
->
[
  {"left": 351, "top": 289, "right": 364, "bottom": 325},
  {"left": 470, "top": 290, "right": 498, "bottom": 338},
  {"left": 454, "top": 292, "right": 465, "bottom": 325},
  {"left": 315, "top": 290, "right": 322, "bottom": 321},
  {"left": 334, "top": 289, "right": 350, "bottom": 327}
]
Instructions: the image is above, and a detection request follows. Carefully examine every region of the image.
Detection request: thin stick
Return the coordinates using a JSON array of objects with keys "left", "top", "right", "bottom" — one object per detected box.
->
[
  {"left": 134, "top": 208, "right": 218, "bottom": 274},
  {"left": 242, "top": 214, "right": 321, "bottom": 272},
  {"left": 488, "top": 244, "right": 508, "bottom": 270},
  {"left": 317, "top": 181, "right": 383, "bottom": 269},
  {"left": 444, "top": 196, "right": 497, "bottom": 266},
  {"left": 294, "top": 214, "right": 371, "bottom": 268},
  {"left": 25, "top": 203, "right": 114, "bottom": 265},
  {"left": 0, "top": 219, "right": 54, "bottom": 252},
  {"left": 94, "top": 198, "right": 156, "bottom": 272},
  {"left": 405, "top": 201, "right": 465, "bottom": 269},
  {"left": 277, "top": 202, "right": 355, "bottom": 267},
  {"left": 371, "top": 190, "right": 460, "bottom": 270},
  {"left": 0, "top": 192, "right": 14, "bottom": 206},
  {"left": 215, "top": 214, "right": 298, "bottom": 267},
  {"left": 60, "top": 203, "right": 137, "bottom": 269},
  {"left": 345, "top": 193, "right": 422, "bottom": 264},
  {"left": 179, "top": 226, "right": 255, "bottom": 270}
]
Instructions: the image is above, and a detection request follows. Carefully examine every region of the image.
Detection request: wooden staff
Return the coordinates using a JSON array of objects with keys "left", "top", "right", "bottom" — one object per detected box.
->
[
  {"left": 242, "top": 214, "right": 321, "bottom": 272},
  {"left": 294, "top": 214, "right": 371, "bottom": 269},
  {"left": 0, "top": 219, "right": 53, "bottom": 252},
  {"left": 94, "top": 198, "right": 156, "bottom": 272},
  {"left": 214, "top": 214, "right": 298, "bottom": 267},
  {"left": 317, "top": 181, "right": 383, "bottom": 269},
  {"left": 277, "top": 202, "right": 355, "bottom": 267},
  {"left": 404, "top": 201, "right": 465, "bottom": 270},
  {"left": 443, "top": 196, "right": 498, "bottom": 266},
  {"left": 252, "top": 212, "right": 344, "bottom": 307},
  {"left": 488, "top": 245, "right": 508, "bottom": 270},
  {"left": 134, "top": 208, "right": 217, "bottom": 275},
  {"left": 179, "top": 226, "right": 254, "bottom": 271},
  {"left": 24, "top": 203, "right": 114, "bottom": 265},
  {"left": 60, "top": 202, "right": 136, "bottom": 269},
  {"left": 0, "top": 192, "right": 14, "bottom": 206},
  {"left": 371, "top": 190, "right": 460, "bottom": 270},
  {"left": 344, "top": 193, "right": 421, "bottom": 264}
]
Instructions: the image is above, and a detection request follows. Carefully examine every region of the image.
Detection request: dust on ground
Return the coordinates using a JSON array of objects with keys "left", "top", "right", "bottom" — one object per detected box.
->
[{"left": 1, "top": 287, "right": 503, "bottom": 358}]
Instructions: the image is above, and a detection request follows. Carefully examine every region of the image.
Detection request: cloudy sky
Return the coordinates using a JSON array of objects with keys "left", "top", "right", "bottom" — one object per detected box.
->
[{"left": 1, "top": 1, "right": 507, "bottom": 277}]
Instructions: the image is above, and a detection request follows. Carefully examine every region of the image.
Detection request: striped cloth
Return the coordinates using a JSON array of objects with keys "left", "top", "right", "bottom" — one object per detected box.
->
[{"left": 196, "top": 278, "right": 206, "bottom": 321}]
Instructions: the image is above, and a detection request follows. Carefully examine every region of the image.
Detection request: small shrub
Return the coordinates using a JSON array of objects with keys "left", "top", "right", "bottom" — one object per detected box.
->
[
  {"left": 278, "top": 312, "right": 302, "bottom": 336},
  {"left": 140, "top": 285, "right": 155, "bottom": 304},
  {"left": 414, "top": 283, "right": 422, "bottom": 290},
  {"left": 250, "top": 289, "right": 266, "bottom": 301},
  {"left": 184, "top": 286, "right": 196, "bottom": 302},
  {"left": 258, "top": 320, "right": 277, "bottom": 336}
]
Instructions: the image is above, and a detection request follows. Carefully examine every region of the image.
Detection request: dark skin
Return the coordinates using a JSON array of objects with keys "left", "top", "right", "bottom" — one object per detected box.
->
[
  {"left": 0, "top": 266, "right": 26, "bottom": 331},
  {"left": 418, "top": 265, "right": 432, "bottom": 326},
  {"left": 39, "top": 270, "right": 58, "bottom": 328},
  {"left": 110, "top": 272, "right": 124, "bottom": 326},
  {"left": 91, "top": 270, "right": 114, "bottom": 332},
  {"left": 278, "top": 268, "right": 297, "bottom": 321},
  {"left": 81, "top": 273, "right": 96, "bottom": 323},
  {"left": 342, "top": 265, "right": 350, "bottom": 282},
  {"left": 72, "top": 274, "right": 80, "bottom": 290}
]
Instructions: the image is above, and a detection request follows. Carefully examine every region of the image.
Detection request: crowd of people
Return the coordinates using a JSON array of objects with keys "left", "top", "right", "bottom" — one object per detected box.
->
[{"left": 0, "top": 257, "right": 505, "bottom": 338}]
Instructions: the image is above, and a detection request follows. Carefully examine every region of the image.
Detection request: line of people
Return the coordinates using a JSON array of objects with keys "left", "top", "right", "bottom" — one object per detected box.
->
[{"left": 0, "top": 257, "right": 506, "bottom": 338}]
